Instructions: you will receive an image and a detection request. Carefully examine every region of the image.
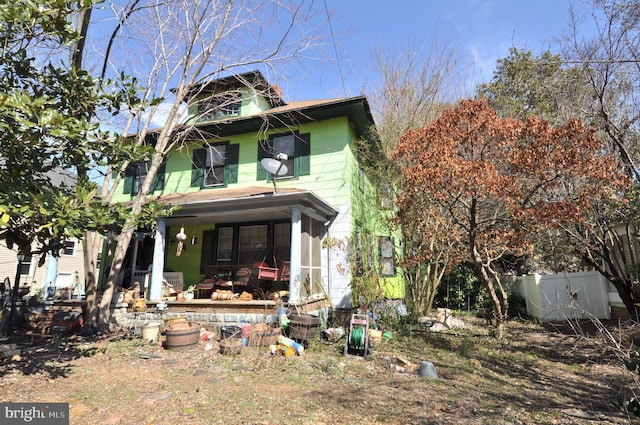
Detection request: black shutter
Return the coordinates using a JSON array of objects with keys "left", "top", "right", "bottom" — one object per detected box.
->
[
  {"left": 150, "top": 161, "right": 165, "bottom": 192},
  {"left": 297, "top": 133, "right": 311, "bottom": 176},
  {"left": 226, "top": 143, "right": 239, "bottom": 184},
  {"left": 191, "top": 148, "right": 206, "bottom": 188},
  {"left": 257, "top": 141, "right": 269, "bottom": 181},
  {"left": 123, "top": 165, "right": 135, "bottom": 194}
]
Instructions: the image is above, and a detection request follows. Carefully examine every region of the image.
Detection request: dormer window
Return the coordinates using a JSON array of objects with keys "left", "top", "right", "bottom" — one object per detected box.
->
[{"left": 197, "top": 92, "right": 241, "bottom": 122}]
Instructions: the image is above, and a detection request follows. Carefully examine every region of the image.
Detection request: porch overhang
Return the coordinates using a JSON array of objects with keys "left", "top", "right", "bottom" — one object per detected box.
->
[{"left": 151, "top": 187, "right": 338, "bottom": 225}]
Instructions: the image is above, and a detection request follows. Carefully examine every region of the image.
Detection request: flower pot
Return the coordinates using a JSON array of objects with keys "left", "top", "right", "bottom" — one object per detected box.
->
[
  {"left": 165, "top": 323, "right": 201, "bottom": 350},
  {"left": 141, "top": 322, "right": 161, "bottom": 342}
]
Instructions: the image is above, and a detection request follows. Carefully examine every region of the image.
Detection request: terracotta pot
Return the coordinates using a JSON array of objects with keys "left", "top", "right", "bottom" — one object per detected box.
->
[{"left": 132, "top": 298, "right": 147, "bottom": 312}]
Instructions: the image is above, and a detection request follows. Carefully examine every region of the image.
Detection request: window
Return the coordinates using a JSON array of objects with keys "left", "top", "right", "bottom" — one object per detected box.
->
[
  {"left": 379, "top": 236, "right": 396, "bottom": 277},
  {"left": 123, "top": 160, "right": 165, "bottom": 195},
  {"left": 19, "top": 255, "right": 32, "bottom": 276},
  {"left": 197, "top": 93, "right": 241, "bottom": 122},
  {"left": 377, "top": 181, "right": 394, "bottom": 209},
  {"left": 216, "top": 227, "right": 233, "bottom": 263},
  {"left": 257, "top": 132, "right": 310, "bottom": 181},
  {"left": 62, "top": 240, "right": 76, "bottom": 256},
  {"left": 192, "top": 143, "right": 239, "bottom": 188},
  {"left": 272, "top": 135, "right": 295, "bottom": 178},
  {"left": 238, "top": 225, "right": 268, "bottom": 264},
  {"left": 205, "top": 144, "right": 226, "bottom": 187}
]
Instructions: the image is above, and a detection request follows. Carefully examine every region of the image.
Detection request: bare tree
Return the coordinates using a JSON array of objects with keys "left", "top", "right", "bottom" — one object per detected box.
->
[
  {"left": 561, "top": 0, "right": 640, "bottom": 181},
  {"left": 362, "top": 38, "right": 469, "bottom": 316},
  {"left": 78, "top": 0, "right": 326, "bottom": 330}
]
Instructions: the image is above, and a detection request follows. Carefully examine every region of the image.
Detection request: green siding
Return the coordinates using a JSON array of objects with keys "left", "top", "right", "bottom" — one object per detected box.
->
[{"left": 109, "top": 113, "right": 404, "bottom": 301}]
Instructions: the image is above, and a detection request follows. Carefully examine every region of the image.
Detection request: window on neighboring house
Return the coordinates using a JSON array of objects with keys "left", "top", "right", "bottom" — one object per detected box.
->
[
  {"left": 197, "top": 93, "right": 241, "bottom": 122},
  {"left": 192, "top": 142, "right": 239, "bottom": 188},
  {"left": 379, "top": 236, "right": 396, "bottom": 277},
  {"left": 123, "top": 159, "right": 165, "bottom": 195},
  {"left": 62, "top": 240, "right": 76, "bottom": 256},
  {"left": 19, "top": 255, "right": 32, "bottom": 276},
  {"left": 257, "top": 132, "right": 310, "bottom": 181}
]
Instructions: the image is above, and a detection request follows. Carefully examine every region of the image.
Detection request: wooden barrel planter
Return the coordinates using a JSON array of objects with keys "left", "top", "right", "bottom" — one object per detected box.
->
[
  {"left": 249, "top": 323, "right": 281, "bottom": 347},
  {"left": 165, "top": 322, "right": 201, "bottom": 350},
  {"left": 288, "top": 314, "right": 320, "bottom": 342}
]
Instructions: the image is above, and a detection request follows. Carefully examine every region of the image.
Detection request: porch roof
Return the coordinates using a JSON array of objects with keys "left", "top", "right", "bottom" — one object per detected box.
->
[{"left": 153, "top": 186, "right": 338, "bottom": 225}]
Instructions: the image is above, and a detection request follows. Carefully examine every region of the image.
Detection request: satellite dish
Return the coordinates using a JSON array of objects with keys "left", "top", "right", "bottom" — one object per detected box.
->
[
  {"left": 260, "top": 157, "right": 288, "bottom": 194},
  {"left": 261, "top": 158, "right": 288, "bottom": 177}
]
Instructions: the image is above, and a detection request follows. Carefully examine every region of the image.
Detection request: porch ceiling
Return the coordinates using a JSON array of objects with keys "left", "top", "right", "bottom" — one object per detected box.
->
[{"left": 153, "top": 187, "right": 338, "bottom": 225}]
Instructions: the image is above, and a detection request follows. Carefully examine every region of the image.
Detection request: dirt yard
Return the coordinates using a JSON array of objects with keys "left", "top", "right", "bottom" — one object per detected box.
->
[{"left": 0, "top": 317, "right": 638, "bottom": 425}]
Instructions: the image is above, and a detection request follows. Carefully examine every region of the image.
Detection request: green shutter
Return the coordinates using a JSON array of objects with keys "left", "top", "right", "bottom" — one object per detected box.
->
[
  {"left": 296, "top": 133, "right": 311, "bottom": 176},
  {"left": 123, "top": 165, "right": 135, "bottom": 194},
  {"left": 150, "top": 161, "right": 165, "bottom": 192},
  {"left": 257, "top": 141, "right": 269, "bottom": 181},
  {"left": 191, "top": 148, "right": 206, "bottom": 188},
  {"left": 225, "top": 143, "right": 239, "bottom": 184}
]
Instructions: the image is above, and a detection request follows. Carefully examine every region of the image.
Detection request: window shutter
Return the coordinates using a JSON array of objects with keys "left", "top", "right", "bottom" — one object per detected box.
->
[
  {"left": 123, "top": 165, "right": 135, "bottom": 194},
  {"left": 225, "top": 143, "right": 239, "bottom": 184},
  {"left": 257, "top": 141, "right": 269, "bottom": 181},
  {"left": 296, "top": 133, "right": 311, "bottom": 176},
  {"left": 191, "top": 148, "right": 206, "bottom": 188},
  {"left": 150, "top": 161, "right": 166, "bottom": 192}
]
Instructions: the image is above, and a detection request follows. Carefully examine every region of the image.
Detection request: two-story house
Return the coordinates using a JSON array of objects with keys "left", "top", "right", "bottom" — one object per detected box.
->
[
  {"left": 0, "top": 168, "right": 87, "bottom": 301},
  {"left": 108, "top": 70, "right": 402, "bottom": 319}
]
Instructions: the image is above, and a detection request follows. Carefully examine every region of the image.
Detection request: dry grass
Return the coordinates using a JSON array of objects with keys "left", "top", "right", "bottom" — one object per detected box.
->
[{"left": 0, "top": 317, "right": 638, "bottom": 424}]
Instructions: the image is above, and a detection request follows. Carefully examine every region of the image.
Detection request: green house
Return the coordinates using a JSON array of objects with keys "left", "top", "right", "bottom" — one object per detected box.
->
[{"left": 109, "top": 70, "right": 403, "bottom": 315}]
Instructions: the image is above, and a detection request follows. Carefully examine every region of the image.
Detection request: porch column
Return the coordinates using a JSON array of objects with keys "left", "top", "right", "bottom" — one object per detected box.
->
[
  {"left": 148, "top": 218, "right": 166, "bottom": 301},
  {"left": 289, "top": 207, "right": 302, "bottom": 303},
  {"left": 44, "top": 253, "right": 58, "bottom": 298}
]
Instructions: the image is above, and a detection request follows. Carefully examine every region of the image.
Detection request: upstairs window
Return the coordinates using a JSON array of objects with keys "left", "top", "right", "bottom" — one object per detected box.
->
[
  {"left": 205, "top": 144, "right": 226, "bottom": 187},
  {"left": 62, "top": 240, "right": 76, "bottom": 256},
  {"left": 197, "top": 93, "right": 241, "bottom": 122},
  {"left": 257, "top": 132, "right": 310, "bottom": 181},
  {"left": 272, "top": 134, "right": 295, "bottom": 178},
  {"left": 377, "top": 181, "right": 394, "bottom": 210},
  {"left": 192, "top": 142, "right": 239, "bottom": 188},
  {"left": 123, "top": 160, "right": 165, "bottom": 195}
]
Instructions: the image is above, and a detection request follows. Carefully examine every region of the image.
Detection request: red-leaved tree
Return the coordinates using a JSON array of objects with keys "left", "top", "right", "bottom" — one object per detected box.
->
[{"left": 392, "top": 99, "right": 628, "bottom": 338}]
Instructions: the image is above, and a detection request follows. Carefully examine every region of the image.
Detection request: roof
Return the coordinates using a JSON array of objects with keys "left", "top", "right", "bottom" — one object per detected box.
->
[
  {"left": 187, "top": 95, "right": 375, "bottom": 140},
  {"left": 149, "top": 186, "right": 338, "bottom": 225},
  {"left": 179, "top": 70, "right": 284, "bottom": 108}
]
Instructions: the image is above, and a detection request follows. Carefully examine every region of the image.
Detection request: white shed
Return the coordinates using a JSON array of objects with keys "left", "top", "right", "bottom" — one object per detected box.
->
[{"left": 513, "top": 272, "right": 611, "bottom": 321}]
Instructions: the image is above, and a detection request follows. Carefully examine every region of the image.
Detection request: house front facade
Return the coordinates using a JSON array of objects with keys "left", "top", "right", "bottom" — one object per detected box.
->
[{"left": 107, "top": 70, "right": 403, "bottom": 314}]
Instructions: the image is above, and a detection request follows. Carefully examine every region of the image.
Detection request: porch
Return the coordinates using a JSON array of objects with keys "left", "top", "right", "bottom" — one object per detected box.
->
[{"left": 53, "top": 295, "right": 331, "bottom": 330}]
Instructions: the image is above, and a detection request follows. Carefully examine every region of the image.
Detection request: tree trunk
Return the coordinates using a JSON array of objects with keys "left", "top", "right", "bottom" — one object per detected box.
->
[
  {"left": 474, "top": 256, "right": 509, "bottom": 339},
  {"left": 82, "top": 231, "right": 103, "bottom": 331}
]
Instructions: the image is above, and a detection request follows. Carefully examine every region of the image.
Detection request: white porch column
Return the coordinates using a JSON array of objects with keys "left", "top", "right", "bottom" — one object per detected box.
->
[
  {"left": 148, "top": 218, "right": 166, "bottom": 301},
  {"left": 44, "top": 254, "right": 58, "bottom": 298},
  {"left": 289, "top": 207, "right": 302, "bottom": 303}
]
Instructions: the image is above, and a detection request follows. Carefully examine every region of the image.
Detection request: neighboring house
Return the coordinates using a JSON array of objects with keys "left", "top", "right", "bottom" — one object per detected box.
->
[
  {"left": 0, "top": 239, "right": 85, "bottom": 297},
  {"left": 108, "top": 70, "right": 402, "bottom": 313},
  {"left": 0, "top": 168, "right": 87, "bottom": 299}
]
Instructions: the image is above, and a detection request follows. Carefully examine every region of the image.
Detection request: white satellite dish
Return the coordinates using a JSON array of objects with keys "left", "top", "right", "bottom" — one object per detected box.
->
[
  {"left": 261, "top": 157, "right": 288, "bottom": 176},
  {"left": 260, "top": 157, "right": 288, "bottom": 194}
]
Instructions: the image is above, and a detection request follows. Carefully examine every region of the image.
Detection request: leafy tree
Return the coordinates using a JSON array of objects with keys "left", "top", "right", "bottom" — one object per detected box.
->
[
  {"left": 392, "top": 98, "right": 628, "bottom": 338},
  {"left": 0, "top": 1, "right": 111, "bottom": 259},
  {"left": 363, "top": 40, "right": 465, "bottom": 316}
]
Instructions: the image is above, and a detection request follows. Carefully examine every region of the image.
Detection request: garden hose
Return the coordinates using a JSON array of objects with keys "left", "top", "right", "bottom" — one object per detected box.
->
[{"left": 349, "top": 327, "right": 365, "bottom": 349}]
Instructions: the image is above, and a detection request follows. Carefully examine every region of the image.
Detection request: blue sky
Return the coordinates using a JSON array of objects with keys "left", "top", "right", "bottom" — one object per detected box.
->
[{"left": 282, "top": 0, "right": 581, "bottom": 101}]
